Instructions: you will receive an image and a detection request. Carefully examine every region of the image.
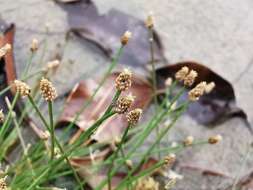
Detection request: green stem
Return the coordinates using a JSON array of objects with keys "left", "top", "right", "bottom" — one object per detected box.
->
[
  {"left": 107, "top": 125, "right": 130, "bottom": 190},
  {"left": 27, "top": 95, "right": 84, "bottom": 190},
  {"left": 0, "top": 93, "right": 19, "bottom": 143},
  {"left": 96, "top": 87, "right": 185, "bottom": 190},
  {"left": 48, "top": 101, "right": 55, "bottom": 160},
  {"left": 148, "top": 28, "right": 160, "bottom": 159},
  {"left": 22, "top": 52, "right": 35, "bottom": 78},
  {"left": 26, "top": 168, "right": 50, "bottom": 190}
]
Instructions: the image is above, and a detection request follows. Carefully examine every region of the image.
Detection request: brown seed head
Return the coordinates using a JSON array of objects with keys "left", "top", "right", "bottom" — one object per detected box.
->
[
  {"left": 183, "top": 136, "right": 194, "bottom": 146},
  {"left": 205, "top": 82, "right": 215, "bottom": 94},
  {"left": 40, "top": 78, "right": 57, "bottom": 101},
  {"left": 0, "top": 109, "right": 4, "bottom": 123},
  {"left": 188, "top": 81, "right": 207, "bottom": 101},
  {"left": 134, "top": 177, "right": 159, "bottom": 190},
  {"left": 175, "top": 66, "right": 189, "bottom": 81},
  {"left": 184, "top": 70, "right": 198, "bottom": 86},
  {"left": 126, "top": 108, "right": 142, "bottom": 125},
  {"left": 145, "top": 12, "right": 154, "bottom": 28},
  {"left": 121, "top": 31, "right": 132, "bottom": 45},
  {"left": 208, "top": 134, "right": 222, "bottom": 144},
  {"left": 164, "top": 153, "right": 176, "bottom": 167},
  {"left": 115, "top": 68, "right": 132, "bottom": 91},
  {"left": 13, "top": 80, "right": 31, "bottom": 97},
  {"left": 115, "top": 94, "right": 135, "bottom": 114},
  {"left": 0, "top": 44, "right": 11, "bottom": 59},
  {"left": 30, "top": 38, "right": 39, "bottom": 52},
  {"left": 0, "top": 177, "right": 7, "bottom": 190}
]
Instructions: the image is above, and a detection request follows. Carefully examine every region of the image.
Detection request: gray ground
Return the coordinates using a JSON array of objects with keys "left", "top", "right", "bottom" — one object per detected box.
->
[{"left": 1, "top": 0, "right": 253, "bottom": 189}]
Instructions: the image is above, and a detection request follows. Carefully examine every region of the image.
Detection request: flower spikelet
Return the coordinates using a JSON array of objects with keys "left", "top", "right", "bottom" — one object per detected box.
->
[
  {"left": 115, "top": 94, "right": 135, "bottom": 114},
  {"left": 0, "top": 177, "right": 7, "bottom": 190},
  {"left": 134, "top": 177, "right": 159, "bottom": 190},
  {"left": 184, "top": 70, "right": 198, "bottom": 86},
  {"left": 115, "top": 69, "right": 132, "bottom": 91},
  {"left": 175, "top": 66, "right": 189, "bottom": 81},
  {"left": 145, "top": 12, "right": 154, "bottom": 28},
  {"left": 188, "top": 81, "right": 207, "bottom": 101},
  {"left": 13, "top": 80, "right": 31, "bottom": 97},
  {"left": 208, "top": 134, "right": 222, "bottom": 144},
  {"left": 183, "top": 136, "right": 194, "bottom": 146},
  {"left": 40, "top": 77, "right": 57, "bottom": 101},
  {"left": 30, "top": 38, "right": 39, "bottom": 52},
  {"left": 205, "top": 82, "right": 215, "bottom": 94},
  {"left": 121, "top": 31, "right": 132, "bottom": 45},
  {"left": 126, "top": 108, "right": 142, "bottom": 125},
  {"left": 164, "top": 154, "right": 176, "bottom": 167}
]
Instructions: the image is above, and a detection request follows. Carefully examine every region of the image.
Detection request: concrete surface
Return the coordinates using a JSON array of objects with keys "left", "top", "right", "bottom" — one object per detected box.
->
[{"left": 0, "top": 0, "right": 253, "bottom": 189}]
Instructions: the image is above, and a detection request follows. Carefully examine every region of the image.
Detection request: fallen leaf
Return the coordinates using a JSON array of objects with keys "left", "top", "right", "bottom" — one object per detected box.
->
[
  {"left": 57, "top": 72, "right": 152, "bottom": 144},
  {"left": 57, "top": 0, "right": 165, "bottom": 69},
  {"left": 155, "top": 61, "right": 251, "bottom": 129},
  {"left": 0, "top": 18, "right": 19, "bottom": 117}
]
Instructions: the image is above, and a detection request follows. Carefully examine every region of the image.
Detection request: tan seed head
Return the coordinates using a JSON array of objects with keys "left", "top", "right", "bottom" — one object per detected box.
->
[
  {"left": 184, "top": 70, "right": 198, "bottom": 86},
  {"left": 13, "top": 80, "right": 31, "bottom": 97},
  {"left": 115, "top": 94, "right": 135, "bottom": 114},
  {"left": 30, "top": 38, "right": 39, "bottom": 52},
  {"left": 183, "top": 136, "right": 194, "bottom": 146},
  {"left": 126, "top": 108, "right": 142, "bottom": 125},
  {"left": 175, "top": 66, "right": 189, "bottom": 81},
  {"left": 134, "top": 177, "right": 159, "bottom": 190},
  {"left": 0, "top": 177, "right": 7, "bottom": 190},
  {"left": 208, "top": 134, "right": 222, "bottom": 144},
  {"left": 188, "top": 81, "right": 207, "bottom": 101},
  {"left": 205, "top": 82, "right": 215, "bottom": 94},
  {"left": 145, "top": 12, "right": 154, "bottom": 28},
  {"left": 121, "top": 31, "right": 132, "bottom": 45},
  {"left": 115, "top": 68, "right": 132, "bottom": 91},
  {"left": 164, "top": 153, "right": 176, "bottom": 167},
  {"left": 40, "top": 78, "right": 57, "bottom": 101}
]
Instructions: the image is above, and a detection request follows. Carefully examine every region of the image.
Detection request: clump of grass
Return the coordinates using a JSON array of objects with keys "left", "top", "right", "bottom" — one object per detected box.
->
[{"left": 0, "top": 19, "right": 221, "bottom": 190}]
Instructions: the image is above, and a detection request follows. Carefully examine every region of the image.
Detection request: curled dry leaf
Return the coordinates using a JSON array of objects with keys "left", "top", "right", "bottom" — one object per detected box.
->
[
  {"left": 57, "top": 0, "right": 165, "bottom": 69},
  {"left": 0, "top": 18, "right": 20, "bottom": 118},
  {"left": 155, "top": 61, "right": 251, "bottom": 129},
  {"left": 57, "top": 72, "right": 152, "bottom": 143}
]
